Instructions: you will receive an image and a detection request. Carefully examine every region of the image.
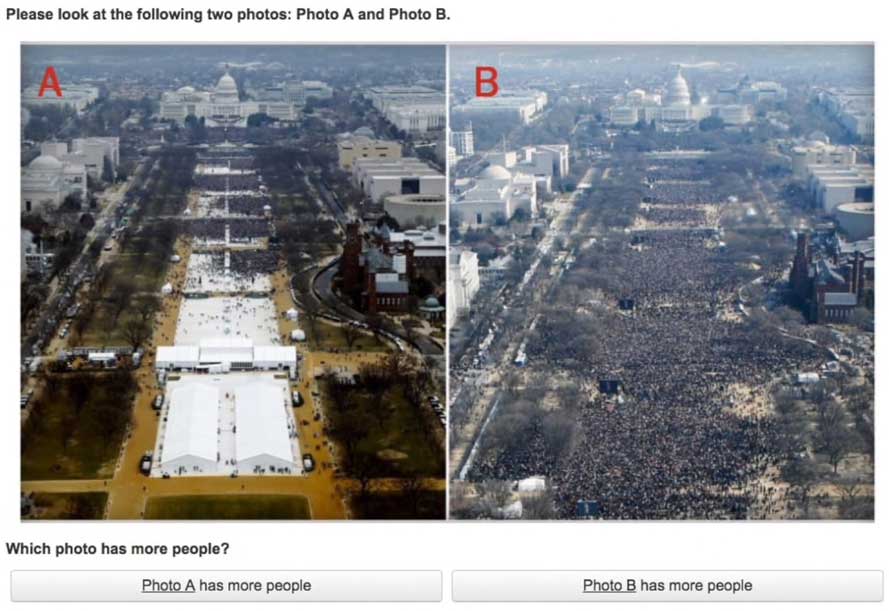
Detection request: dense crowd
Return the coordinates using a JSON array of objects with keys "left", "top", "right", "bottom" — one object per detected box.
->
[
  {"left": 230, "top": 250, "right": 278, "bottom": 274},
  {"left": 467, "top": 220, "right": 825, "bottom": 518},
  {"left": 646, "top": 163, "right": 707, "bottom": 182},
  {"left": 187, "top": 218, "right": 227, "bottom": 240},
  {"left": 230, "top": 219, "right": 271, "bottom": 240},
  {"left": 194, "top": 174, "right": 261, "bottom": 191},
  {"left": 641, "top": 206, "right": 707, "bottom": 225},
  {"left": 210, "top": 194, "right": 271, "bottom": 216},
  {"left": 646, "top": 181, "right": 720, "bottom": 205}
]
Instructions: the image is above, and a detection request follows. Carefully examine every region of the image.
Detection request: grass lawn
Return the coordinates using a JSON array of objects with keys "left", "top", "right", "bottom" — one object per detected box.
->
[
  {"left": 324, "top": 381, "right": 445, "bottom": 479},
  {"left": 77, "top": 303, "right": 130, "bottom": 346},
  {"left": 145, "top": 495, "right": 311, "bottom": 520},
  {"left": 78, "top": 254, "right": 170, "bottom": 345},
  {"left": 309, "top": 320, "right": 388, "bottom": 352},
  {"left": 353, "top": 490, "right": 445, "bottom": 520},
  {"left": 25, "top": 492, "right": 108, "bottom": 520},
  {"left": 21, "top": 372, "right": 135, "bottom": 480}
]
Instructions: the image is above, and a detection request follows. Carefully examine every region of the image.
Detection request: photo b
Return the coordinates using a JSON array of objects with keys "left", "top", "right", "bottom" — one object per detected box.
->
[
  {"left": 20, "top": 45, "right": 446, "bottom": 520},
  {"left": 448, "top": 45, "right": 874, "bottom": 520}
]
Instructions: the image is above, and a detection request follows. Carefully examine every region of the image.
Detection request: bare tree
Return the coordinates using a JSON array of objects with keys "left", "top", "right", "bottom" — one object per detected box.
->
[
  {"left": 136, "top": 295, "right": 160, "bottom": 325},
  {"left": 816, "top": 402, "right": 857, "bottom": 474},
  {"left": 781, "top": 457, "right": 819, "bottom": 517},
  {"left": 107, "top": 279, "right": 136, "bottom": 324},
  {"left": 122, "top": 317, "right": 151, "bottom": 353},
  {"left": 342, "top": 322, "right": 362, "bottom": 349}
]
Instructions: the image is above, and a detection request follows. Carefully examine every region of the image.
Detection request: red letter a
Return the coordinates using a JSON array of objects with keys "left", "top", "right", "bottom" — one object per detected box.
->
[
  {"left": 38, "top": 66, "right": 63, "bottom": 98},
  {"left": 475, "top": 66, "right": 499, "bottom": 98}
]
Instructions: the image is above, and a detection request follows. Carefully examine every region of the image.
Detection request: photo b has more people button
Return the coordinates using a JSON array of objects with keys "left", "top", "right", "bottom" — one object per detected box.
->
[
  {"left": 11, "top": 570, "right": 441, "bottom": 602},
  {"left": 451, "top": 570, "right": 883, "bottom": 603}
]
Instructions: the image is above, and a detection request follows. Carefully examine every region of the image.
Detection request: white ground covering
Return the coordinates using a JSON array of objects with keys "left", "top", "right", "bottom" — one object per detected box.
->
[
  {"left": 175, "top": 296, "right": 279, "bottom": 345},
  {"left": 156, "top": 382, "right": 219, "bottom": 475},
  {"left": 152, "top": 372, "right": 301, "bottom": 477},
  {"left": 184, "top": 252, "right": 271, "bottom": 294}
]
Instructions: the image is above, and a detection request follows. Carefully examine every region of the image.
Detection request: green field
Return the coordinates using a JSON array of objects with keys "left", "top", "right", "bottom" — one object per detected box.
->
[
  {"left": 25, "top": 492, "right": 108, "bottom": 520},
  {"left": 309, "top": 320, "right": 389, "bottom": 352},
  {"left": 78, "top": 254, "right": 169, "bottom": 345},
  {"left": 21, "top": 372, "right": 135, "bottom": 480},
  {"left": 145, "top": 495, "right": 311, "bottom": 520},
  {"left": 323, "top": 380, "right": 445, "bottom": 479}
]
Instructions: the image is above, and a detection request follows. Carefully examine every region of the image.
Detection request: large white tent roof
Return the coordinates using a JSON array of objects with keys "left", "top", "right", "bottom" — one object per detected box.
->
[
  {"left": 199, "top": 337, "right": 254, "bottom": 364},
  {"left": 162, "top": 383, "right": 219, "bottom": 465},
  {"left": 253, "top": 345, "right": 297, "bottom": 365},
  {"left": 234, "top": 382, "right": 293, "bottom": 464},
  {"left": 156, "top": 345, "right": 201, "bottom": 365}
]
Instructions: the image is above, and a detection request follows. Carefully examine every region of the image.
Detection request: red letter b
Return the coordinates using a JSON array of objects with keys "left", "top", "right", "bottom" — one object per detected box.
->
[{"left": 475, "top": 66, "right": 499, "bottom": 98}]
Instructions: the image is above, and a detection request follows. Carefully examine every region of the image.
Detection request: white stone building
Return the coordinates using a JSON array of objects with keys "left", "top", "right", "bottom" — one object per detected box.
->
[
  {"left": 352, "top": 157, "right": 446, "bottom": 203},
  {"left": 160, "top": 71, "right": 300, "bottom": 126},
  {"left": 21, "top": 150, "right": 87, "bottom": 213},
  {"left": 365, "top": 85, "right": 445, "bottom": 133},
  {"left": 447, "top": 248, "right": 480, "bottom": 327},
  {"left": 337, "top": 135, "right": 402, "bottom": 170},
  {"left": 452, "top": 164, "right": 537, "bottom": 227}
]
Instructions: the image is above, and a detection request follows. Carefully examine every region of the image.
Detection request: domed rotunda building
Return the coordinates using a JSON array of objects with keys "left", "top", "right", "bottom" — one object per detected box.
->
[{"left": 160, "top": 69, "right": 300, "bottom": 126}]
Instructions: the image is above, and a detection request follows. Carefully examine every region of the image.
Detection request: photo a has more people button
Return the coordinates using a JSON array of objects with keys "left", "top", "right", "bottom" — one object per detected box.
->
[
  {"left": 451, "top": 571, "right": 883, "bottom": 603},
  {"left": 10, "top": 570, "right": 442, "bottom": 602}
]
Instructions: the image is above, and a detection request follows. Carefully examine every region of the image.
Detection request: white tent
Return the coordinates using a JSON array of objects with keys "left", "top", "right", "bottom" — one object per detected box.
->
[
  {"left": 499, "top": 500, "right": 523, "bottom": 519},
  {"left": 199, "top": 337, "right": 253, "bottom": 368},
  {"left": 290, "top": 329, "right": 306, "bottom": 342},
  {"left": 517, "top": 476, "right": 546, "bottom": 493},
  {"left": 253, "top": 345, "right": 297, "bottom": 376},
  {"left": 234, "top": 382, "right": 296, "bottom": 473},
  {"left": 161, "top": 282, "right": 173, "bottom": 295},
  {"left": 285, "top": 308, "right": 299, "bottom": 321},
  {"left": 156, "top": 345, "right": 200, "bottom": 370},
  {"left": 159, "top": 383, "right": 219, "bottom": 474}
]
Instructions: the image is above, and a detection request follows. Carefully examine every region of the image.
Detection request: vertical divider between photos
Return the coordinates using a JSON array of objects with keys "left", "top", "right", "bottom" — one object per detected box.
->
[{"left": 444, "top": 42, "right": 452, "bottom": 522}]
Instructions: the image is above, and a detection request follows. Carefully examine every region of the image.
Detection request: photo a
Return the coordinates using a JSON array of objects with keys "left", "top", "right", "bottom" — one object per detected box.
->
[{"left": 20, "top": 44, "right": 447, "bottom": 520}]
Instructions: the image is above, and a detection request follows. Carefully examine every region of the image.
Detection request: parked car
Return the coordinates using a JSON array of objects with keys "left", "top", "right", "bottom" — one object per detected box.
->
[
  {"left": 291, "top": 391, "right": 303, "bottom": 407},
  {"left": 302, "top": 453, "right": 315, "bottom": 472},
  {"left": 139, "top": 452, "right": 153, "bottom": 475},
  {"left": 153, "top": 394, "right": 164, "bottom": 410}
]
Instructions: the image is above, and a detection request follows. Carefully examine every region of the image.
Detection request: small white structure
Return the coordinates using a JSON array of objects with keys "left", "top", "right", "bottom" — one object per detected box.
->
[
  {"left": 517, "top": 476, "right": 546, "bottom": 494},
  {"left": 499, "top": 500, "right": 524, "bottom": 519},
  {"left": 286, "top": 308, "right": 299, "bottom": 321},
  {"left": 235, "top": 382, "right": 297, "bottom": 473},
  {"left": 161, "top": 282, "right": 173, "bottom": 296},
  {"left": 291, "top": 329, "right": 307, "bottom": 342},
  {"left": 87, "top": 352, "right": 116, "bottom": 367},
  {"left": 158, "top": 383, "right": 219, "bottom": 474},
  {"left": 797, "top": 372, "right": 821, "bottom": 385}
]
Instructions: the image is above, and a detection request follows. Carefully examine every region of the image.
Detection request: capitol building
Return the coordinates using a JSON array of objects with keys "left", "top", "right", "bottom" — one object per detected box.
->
[
  {"left": 610, "top": 67, "right": 751, "bottom": 130},
  {"left": 159, "top": 70, "right": 301, "bottom": 126}
]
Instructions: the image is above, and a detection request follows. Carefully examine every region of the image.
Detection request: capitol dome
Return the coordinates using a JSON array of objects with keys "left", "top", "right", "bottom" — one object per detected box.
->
[
  {"left": 29, "top": 154, "right": 63, "bottom": 171},
  {"left": 665, "top": 67, "right": 691, "bottom": 106},
  {"left": 214, "top": 71, "right": 239, "bottom": 102},
  {"left": 478, "top": 164, "right": 512, "bottom": 180}
]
